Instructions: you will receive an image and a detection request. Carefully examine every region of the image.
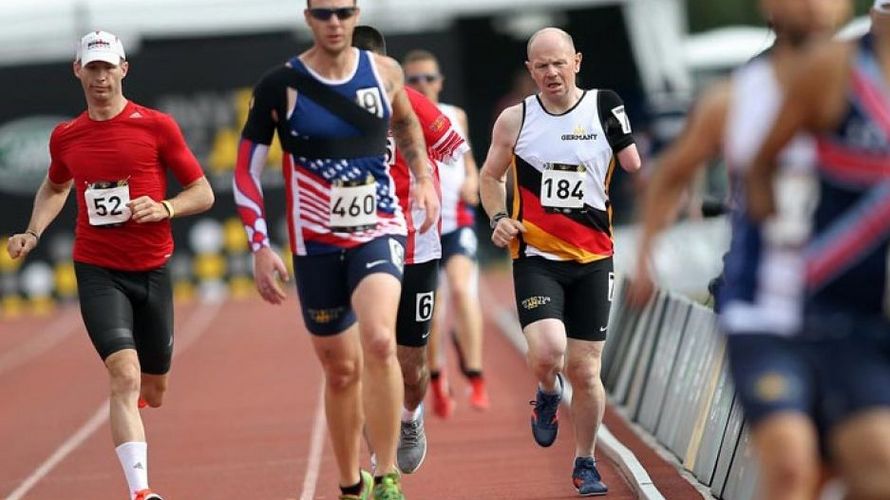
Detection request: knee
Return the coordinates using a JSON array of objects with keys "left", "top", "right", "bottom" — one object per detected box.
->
[
  {"left": 322, "top": 357, "right": 361, "bottom": 391},
  {"left": 759, "top": 459, "right": 816, "bottom": 497},
  {"left": 107, "top": 361, "right": 141, "bottom": 397},
  {"left": 845, "top": 452, "right": 890, "bottom": 500},
  {"left": 529, "top": 348, "right": 563, "bottom": 375},
  {"left": 449, "top": 277, "right": 471, "bottom": 299},
  {"left": 565, "top": 362, "right": 602, "bottom": 390},
  {"left": 363, "top": 328, "right": 397, "bottom": 362},
  {"left": 846, "top": 479, "right": 890, "bottom": 500},
  {"left": 757, "top": 444, "right": 818, "bottom": 497}
]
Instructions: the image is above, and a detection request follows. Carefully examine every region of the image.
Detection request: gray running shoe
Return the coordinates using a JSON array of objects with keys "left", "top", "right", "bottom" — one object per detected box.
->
[{"left": 397, "top": 408, "right": 428, "bottom": 474}]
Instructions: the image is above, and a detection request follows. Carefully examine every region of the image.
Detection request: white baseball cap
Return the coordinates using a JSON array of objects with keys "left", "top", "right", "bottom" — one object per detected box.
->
[
  {"left": 77, "top": 30, "right": 125, "bottom": 65},
  {"left": 876, "top": 0, "right": 890, "bottom": 14}
]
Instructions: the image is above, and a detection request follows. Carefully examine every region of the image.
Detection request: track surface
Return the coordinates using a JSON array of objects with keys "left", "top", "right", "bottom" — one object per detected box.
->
[{"left": 1, "top": 270, "right": 697, "bottom": 499}]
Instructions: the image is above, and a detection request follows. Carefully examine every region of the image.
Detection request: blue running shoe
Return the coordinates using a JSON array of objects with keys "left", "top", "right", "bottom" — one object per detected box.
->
[
  {"left": 529, "top": 373, "right": 563, "bottom": 447},
  {"left": 572, "top": 456, "right": 608, "bottom": 496}
]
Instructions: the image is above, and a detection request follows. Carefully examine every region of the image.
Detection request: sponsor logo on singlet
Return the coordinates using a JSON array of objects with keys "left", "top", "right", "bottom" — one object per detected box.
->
[{"left": 561, "top": 124, "right": 597, "bottom": 141}]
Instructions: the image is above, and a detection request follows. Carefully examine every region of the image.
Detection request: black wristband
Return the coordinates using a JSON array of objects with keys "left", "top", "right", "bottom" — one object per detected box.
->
[
  {"left": 490, "top": 211, "right": 508, "bottom": 229},
  {"left": 25, "top": 229, "right": 39, "bottom": 242}
]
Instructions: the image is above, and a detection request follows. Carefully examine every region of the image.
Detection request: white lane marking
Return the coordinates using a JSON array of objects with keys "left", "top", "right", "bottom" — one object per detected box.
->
[
  {"left": 4, "top": 300, "right": 222, "bottom": 500},
  {"left": 5, "top": 404, "right": 108, "bottom": 500},
  {"left": 299, "top": 382, "right": 327, "bottom": 500},
  {"left": 0, "top": 307, "right": 80, "bottom": 377}
]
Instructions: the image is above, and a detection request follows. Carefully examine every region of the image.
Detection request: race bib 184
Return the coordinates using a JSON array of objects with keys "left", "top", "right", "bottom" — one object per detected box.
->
[
  {"left": 330, "top": 176, "right": 378, "bottom": 232},
  {"left": 541, "top": 163, "right": 585, "bottom": 213},
  {"left": 84, "top": 180, "right": 131, "bottom": 226}
]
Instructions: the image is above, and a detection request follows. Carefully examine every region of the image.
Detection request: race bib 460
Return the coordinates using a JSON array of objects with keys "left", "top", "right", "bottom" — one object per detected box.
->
[{"left": 330, "top": 176, "right": 378, "bottom": 232}]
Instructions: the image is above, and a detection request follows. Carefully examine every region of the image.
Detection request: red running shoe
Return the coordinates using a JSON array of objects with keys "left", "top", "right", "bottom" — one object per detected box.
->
[
  {"left": 469, "top": 377, "right": 490, "bottom": 410},
  {"left": 430, "top": 374, "right": 456, "bottom": 418},
  {"left": 134, "top": 488, "right": 163, "bottom": 500}
]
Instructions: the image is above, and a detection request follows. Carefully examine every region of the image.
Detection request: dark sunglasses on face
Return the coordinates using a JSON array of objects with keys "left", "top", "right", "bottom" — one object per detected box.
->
[
  {"left": 308, "top": 7, "right": 357, "bottom": 21},
  {"left": 406, "top": 73, "right": 440, "bottom": 84}
]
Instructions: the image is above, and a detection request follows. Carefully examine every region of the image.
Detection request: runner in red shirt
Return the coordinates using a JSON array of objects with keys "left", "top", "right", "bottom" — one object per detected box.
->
[
  {"left": 404, "top": 49, "right": 490, "bottom": 416},
  {"left": 353, "top": 25, "right": 468, "bottom": 475},
  {"left": 6, "top": 31, "right": 213, "bottom": 500}
]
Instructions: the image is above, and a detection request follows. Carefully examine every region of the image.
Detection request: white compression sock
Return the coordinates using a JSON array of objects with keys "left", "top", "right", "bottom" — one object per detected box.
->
[
  {"left": 115, "top": 441, "right": 149, "bottom": 497},
  {"left": 401, "top": 403, "right": 423, "bottom": 423}
]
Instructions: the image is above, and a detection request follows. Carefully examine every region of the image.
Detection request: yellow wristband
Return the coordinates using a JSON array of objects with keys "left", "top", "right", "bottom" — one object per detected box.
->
[{"left": 161, "top": 200, "right": 175, "bottom": 219}]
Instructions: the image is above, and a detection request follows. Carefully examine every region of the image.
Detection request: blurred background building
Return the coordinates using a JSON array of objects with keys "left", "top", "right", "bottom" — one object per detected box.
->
[{"left": 0, "top": 0, "right": 875, "bottom": 316}]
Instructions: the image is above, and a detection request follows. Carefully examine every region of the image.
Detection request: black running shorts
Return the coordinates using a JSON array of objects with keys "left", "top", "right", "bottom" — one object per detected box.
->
[
  {"left": 512, "top": 256, "right": 614, "bottom": 341},
  {"left": 441, "top": 227, "right": 478, "bottom": 264},
  {"left": 74, "top": 261, "right": 174, "bottom": 375},
  {"left": 396, "top": 260, "right": 439, "bottom": 347}
]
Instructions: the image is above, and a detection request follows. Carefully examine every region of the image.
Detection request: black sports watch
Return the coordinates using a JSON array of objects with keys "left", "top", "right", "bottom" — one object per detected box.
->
[{"left": 490, "top": 211, "right": 508, "bottom": 229}]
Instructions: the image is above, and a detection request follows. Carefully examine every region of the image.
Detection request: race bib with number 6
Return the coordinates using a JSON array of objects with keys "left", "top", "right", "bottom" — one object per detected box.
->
[
  {"left": 541, "top": 163, "right": 585, "bottom": 213},
  {"left": 330, "top": 176, "right": 378, "bottom": 232},
  {"left": 84, "top": 181, "right": 131, "bottom": 226}
]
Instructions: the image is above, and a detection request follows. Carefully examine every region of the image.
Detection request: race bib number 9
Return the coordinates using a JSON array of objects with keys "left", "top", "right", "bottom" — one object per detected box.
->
[
  {"left": 84, "top": 181, "right": 131, "bottom": 226},
  {"left": 357, "top": 87, "right": 384, "bottom": 118},
  {"left": 330, "top": 176, "right": 378, "bottom": 232},
  {"left": 541, "top": 163, "right": 585, "bottom": 212}
]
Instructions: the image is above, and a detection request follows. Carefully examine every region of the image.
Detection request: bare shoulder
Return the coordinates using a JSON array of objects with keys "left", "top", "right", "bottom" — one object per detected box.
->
[
  {"left": 371, "top": 53, "right": 404, "bottom": 89},
  {"left": 449, "top": 104, "right": 470, "bottom": 131},
  {"left": 667, "top": 78, "right": 731, "bottom": 146},
  {"left": 699, "top": 79, "right": 732, "bottom": 120},
  {"left": 492, "top": 103, "right": 524, "bottom": 143},
  {"left": 449, "top": 104, "right": 468, "bottom": 119},
  {"left": 796, "top": 39, "right": 853, "bottom": 86},
  {"left": 659, "top": 78, "right": 731, "bottom": 160},
  {"left": 790, "top": 39, "right": 853, "bottom": 128}
]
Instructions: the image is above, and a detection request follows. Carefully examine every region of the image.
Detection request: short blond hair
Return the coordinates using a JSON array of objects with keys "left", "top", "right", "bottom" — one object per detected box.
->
[{"left": 402, "top": 49, "right": 438, "bottom": 66}]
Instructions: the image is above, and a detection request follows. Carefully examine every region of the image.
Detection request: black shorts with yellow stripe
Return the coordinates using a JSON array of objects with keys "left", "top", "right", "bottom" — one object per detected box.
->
[{"left": 512, "top": 256, "right": 614, "bottom": 341}]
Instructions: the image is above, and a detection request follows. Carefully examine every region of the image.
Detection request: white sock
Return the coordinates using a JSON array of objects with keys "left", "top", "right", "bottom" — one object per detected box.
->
[
  {"left": 115, "top": 441, "right": 149, "bottom": 497},
  {"left": 401, "top": 403, "right": 423, "bottom": 423},
  {"left": 540, "top": 375, "right": 562, "bottom": 395}
]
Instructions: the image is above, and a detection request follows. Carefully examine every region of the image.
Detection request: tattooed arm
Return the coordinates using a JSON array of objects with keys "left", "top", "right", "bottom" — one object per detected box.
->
[{"left": 374, "top": 53, "right": 440, "bottom": 233}]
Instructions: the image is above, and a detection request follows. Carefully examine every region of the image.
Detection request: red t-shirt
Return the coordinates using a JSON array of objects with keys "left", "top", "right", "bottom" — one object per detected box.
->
[
  {"left": 391, "top": 87, "right": 469, "bottom": 263},
  {"left": 48, "top": 101, "right": 204, "bottom": 271}
]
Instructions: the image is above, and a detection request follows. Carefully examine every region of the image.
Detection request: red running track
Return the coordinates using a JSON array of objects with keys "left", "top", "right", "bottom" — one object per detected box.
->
[{"left": 0, "top": 270, "right": 698, "bottom": 499}]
